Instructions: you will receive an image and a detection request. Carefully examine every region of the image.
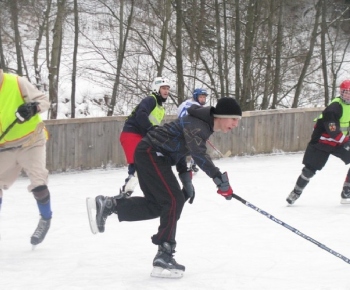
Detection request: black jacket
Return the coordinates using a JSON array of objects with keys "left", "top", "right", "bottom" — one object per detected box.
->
[
  {"left": 144, "top": 105, "right": 222, "bottom": 179},
  {"left": 122, "top": 93, "right": 164, "bottom": 137}
]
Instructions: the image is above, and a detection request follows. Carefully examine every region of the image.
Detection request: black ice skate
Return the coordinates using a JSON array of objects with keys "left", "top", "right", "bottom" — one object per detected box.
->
[
  {"left": 31, "top": 217, "right": 51, "bottom": 247},
  {"left": 341, "top": 186, "right": 350, "bottom": 204},
  {"left": 86, "top": 195, "right": 116, "bottom": 234},
  {"left": 286, "top": 190, "right": 301, "bottom": 205},
  {"left": 151, "top": 242, "right": 185, "bottom": 279}
]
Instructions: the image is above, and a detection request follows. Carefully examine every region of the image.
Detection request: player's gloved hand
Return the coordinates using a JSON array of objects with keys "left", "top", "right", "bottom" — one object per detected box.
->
[
  {"left": 343, "top": 137, "right": 350, "bottom": 151},
  {"left": 213, "top": 172, "right": 233, "bottom": 200},
  {"left": 179, "top": 170, "right": 195, "bottom": 204},
  {"left": 16, "top": 102, "right": 39, "bottom": 123}
]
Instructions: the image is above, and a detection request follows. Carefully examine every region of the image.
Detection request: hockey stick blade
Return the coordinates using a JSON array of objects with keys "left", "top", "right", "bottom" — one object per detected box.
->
[{"left": 231, "top": 193, "right": 350, "bottom": 265}]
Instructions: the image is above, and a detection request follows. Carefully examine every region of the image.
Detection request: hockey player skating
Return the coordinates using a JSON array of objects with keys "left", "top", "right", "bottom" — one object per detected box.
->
[
  {"left": 0, "top": 68, "right": 52, "bottom": 247},
  {"left": 287, "top": 80, "right": 350, "bottom": 205},
  {"left": 87, "top": 97, "right": 242, "bottom": 278},
  {"left": 118, "top": 76, "right": 170, "bottom": 198},
  {"left": 177, "top": 88, "right": 208, "bottom": 173}
]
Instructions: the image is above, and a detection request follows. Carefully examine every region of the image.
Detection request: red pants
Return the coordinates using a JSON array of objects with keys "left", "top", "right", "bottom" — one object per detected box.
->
[{"left": 119, "top": 132, "right": 143, "bottom": 164}]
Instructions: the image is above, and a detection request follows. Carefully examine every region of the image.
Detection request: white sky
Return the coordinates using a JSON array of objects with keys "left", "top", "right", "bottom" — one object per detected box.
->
[{"left": 1, "top": 152, "right": 350, "bottom": 290}]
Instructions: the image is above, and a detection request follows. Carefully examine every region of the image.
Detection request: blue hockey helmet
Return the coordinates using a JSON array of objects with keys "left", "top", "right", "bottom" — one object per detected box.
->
[{"left": 193, "top": 88, "right": 208, "bottom": 103}]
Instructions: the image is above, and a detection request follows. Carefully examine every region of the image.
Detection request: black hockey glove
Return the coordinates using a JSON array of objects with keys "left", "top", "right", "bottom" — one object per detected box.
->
[
  {"left": 16, "top": 102, "right": 39, "bottom": 123},
  {"left": 213, "top": 172, "right": 233, "bottom": 200},
  {"left": 179, "top": 170, "right": 195, "bottom": 204},
  {"left": 343, "top": 137, "right": 350, "bottom": 151}
]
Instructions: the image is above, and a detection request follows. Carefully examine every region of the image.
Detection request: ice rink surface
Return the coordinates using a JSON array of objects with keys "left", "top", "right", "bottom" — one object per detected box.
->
[{"left": 1, "top": 152, "right": 350, "bottom": 290}]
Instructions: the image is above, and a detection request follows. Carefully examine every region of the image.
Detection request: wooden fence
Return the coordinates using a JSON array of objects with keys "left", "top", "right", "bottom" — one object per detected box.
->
[{"left": 44, "top": 107, "right": 323, "bottom": 172}]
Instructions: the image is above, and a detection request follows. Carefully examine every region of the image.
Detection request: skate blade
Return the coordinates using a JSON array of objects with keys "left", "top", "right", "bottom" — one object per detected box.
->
[
  {"left": 340, "top": 198, "right": 350, "bottom": 204},
  {"left": 150, "top": 267, "right": 184, "bottom": 279},
  {"left": 86, "top": 198, "right": 99, "bottom": 234}
]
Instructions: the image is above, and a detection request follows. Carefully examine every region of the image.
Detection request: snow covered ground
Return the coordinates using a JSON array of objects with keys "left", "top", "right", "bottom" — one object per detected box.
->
[{"left": 1, "top": 152, "right": 350, "bottom": 290}]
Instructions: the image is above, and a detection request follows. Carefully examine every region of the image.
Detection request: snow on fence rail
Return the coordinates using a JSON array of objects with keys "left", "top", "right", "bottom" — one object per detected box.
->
[{"left": 44, "top": 108, "right": 323, "bottom": 172}]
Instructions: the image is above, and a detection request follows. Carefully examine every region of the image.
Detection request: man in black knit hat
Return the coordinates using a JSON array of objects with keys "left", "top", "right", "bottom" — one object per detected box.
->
[{"left": 86, "top": 97, "right": 242, "bottom": 278}]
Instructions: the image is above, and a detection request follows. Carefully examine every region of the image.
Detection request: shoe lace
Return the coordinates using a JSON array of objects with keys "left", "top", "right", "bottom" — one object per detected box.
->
[{"left": 33, "top": 219, "right": 48, "bottom": 237}]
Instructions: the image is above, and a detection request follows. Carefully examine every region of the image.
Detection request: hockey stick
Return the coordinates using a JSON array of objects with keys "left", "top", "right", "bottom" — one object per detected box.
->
[
  {"left": 231, "top": 193, "right": 350, "bottom": 265},
  {"left": 0, "top": 119, "right": 18, "bottom": 142},
  {"left": 207, "top": 140, "right": 231, "bottom": 158}
]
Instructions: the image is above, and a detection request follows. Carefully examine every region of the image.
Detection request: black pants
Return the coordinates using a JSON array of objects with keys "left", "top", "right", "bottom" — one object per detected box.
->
[
  {"left": 303, "top": 143, "right": 350, "bottom": 172},
  {"left": 116, "top": 140, "right": 185, "bottom": 245}
]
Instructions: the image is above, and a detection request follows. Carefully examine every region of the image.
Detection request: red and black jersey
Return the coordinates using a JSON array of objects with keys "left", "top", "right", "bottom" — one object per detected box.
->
[{"left": 310, "top": 98, "right": 349, "bottom": 152}]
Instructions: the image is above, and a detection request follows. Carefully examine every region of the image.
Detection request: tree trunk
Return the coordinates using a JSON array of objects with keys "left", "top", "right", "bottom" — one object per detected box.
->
[
  {"left": 0, "top": 7, "right": 6, "bottom": 71},
  {"left": 34, "top": 0, "right": 52, "bottom": 90},
  {"left": 70, "top": 0, "right": 79, "bottom": 118},
  {"left": 214, "top": 0, "right": 224, "bottom": 98},
  {"left": 158, "top": 0, "right": 171, "bottom": 76},
  {"left": 107, "top": 0, "right": 134, "bottom": 116},
  {"left": 292, "top": 0, "right": 321, "bottom": 108},
  {"left": 48, "top": 0, "right": 67, "bottom": 119},
  {"left": 241, "top": 0, "right": 257, "bottom": 110},
  {"left": 320, "top": 0, "right": 329, "bottom": 106},
  {"left": 234, "top": 0, "right": 241, "bottom": 103},
  {"left": 271, "top": 1, "right": 284, "bottom": 109},
  {"left": 174, "top": 0, "right": 185, "bottom": 103},
  {"left": 9, "top": 0, "right": 22, "bottom": 75},
  {"left": 261, "top": 0, "right": 274, "bottom": 110}
]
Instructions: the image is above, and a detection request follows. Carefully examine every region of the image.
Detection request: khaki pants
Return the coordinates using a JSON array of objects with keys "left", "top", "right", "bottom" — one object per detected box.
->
[{"left": 0, "top": 133, "right": 48, "bottom": 192}]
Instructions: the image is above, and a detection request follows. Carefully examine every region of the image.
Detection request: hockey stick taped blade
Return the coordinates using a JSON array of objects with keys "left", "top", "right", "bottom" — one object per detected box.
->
[
  {"left": 86, "top": 198, "right": 99, "bottom": 234},
  {"left": 224, "top": 150, "right": 232, "bottom": 157},
  {"left": 150, "top": 267, "right": 184, "bottom": 279}
]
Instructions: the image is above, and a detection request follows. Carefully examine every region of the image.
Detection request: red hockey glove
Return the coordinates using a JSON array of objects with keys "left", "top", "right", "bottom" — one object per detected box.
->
[{"left": 213, "top": 172, "right": 233, "bottom": 200}]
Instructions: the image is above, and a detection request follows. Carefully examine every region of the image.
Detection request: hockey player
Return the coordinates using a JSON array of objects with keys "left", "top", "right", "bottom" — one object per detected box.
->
[
  {"left": 287, "top": 80, "right": 350, "bottom": 205},
  {"left": 177, "top": 88, "right": 208, "bottom": 173},
  {"left": 0, "top": 68, "right": 52, "bottom": 246},
  {"left": 118, "top": 76, "right": 170, "bottom": 198},
  {"left": 87, "top": 97, "right": 242, "bottom": 278}
]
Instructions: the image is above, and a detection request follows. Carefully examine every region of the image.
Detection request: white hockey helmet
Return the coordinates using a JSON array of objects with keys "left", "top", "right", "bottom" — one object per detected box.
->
[{"left": 151, "top": 77, "right": 171, "bottom": 94}]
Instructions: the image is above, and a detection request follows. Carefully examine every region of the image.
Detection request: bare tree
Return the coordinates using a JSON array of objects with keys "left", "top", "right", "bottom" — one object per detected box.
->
[
  {"left": 234, "top": 0, "right": 242, "bottom": 102},
  {"left": 261, "top": 0, "right": 275, "bottom": 110},
  {"left": 271, "top": 0, "right": 284, "bottom": 109},
  {"left": 292, "top": 0, "right": 322, "bottom": 108},
  {"left": 241, "top": 0, "right": 258, "bottom": 111},
  {"left": 33, "top": 0, "right": 52, "bottom": 90},
  {"left": 48, "top": 0, "right": 67, "bottom": 119},
  {"left": 214, "top": 0, "right": 224, "bottom": 98},
  {"left": 0, "top": 2, "right": 6, "bottom": 70},
  {"left": 70, "top": 0, "right": 79, "bottom": 118},
  {"left": 9, "top": 0, "right": 22, "bottom": 75},
  {"left": 174, "top": 0, "right": 185, "bottom": 103},
  {"left": 106, "top": 0, "right": 135, "bottom": 116}
]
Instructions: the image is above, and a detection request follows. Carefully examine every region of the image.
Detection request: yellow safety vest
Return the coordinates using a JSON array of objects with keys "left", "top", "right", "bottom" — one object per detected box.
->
[
  {"left": 0, "top": 73, "right": 42, "bottom": 145},
  {"left": 148, "top": 94, "right": 165, "bottom": 125},
  {"left": 316, "top": 97, "right": 350, "bottom": 136}
]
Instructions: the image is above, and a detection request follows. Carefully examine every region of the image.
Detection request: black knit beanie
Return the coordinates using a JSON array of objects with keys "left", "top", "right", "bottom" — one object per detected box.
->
[{"left": 213, "top": 97, "right": 242, "bottom": 119}]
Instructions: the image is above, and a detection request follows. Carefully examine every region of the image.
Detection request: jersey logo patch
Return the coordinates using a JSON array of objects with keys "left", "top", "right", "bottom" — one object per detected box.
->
[{"left": 329, "top": 123, "right": 336, "bottom": 131}]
